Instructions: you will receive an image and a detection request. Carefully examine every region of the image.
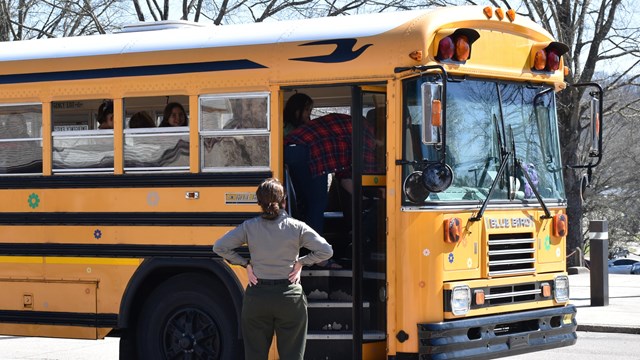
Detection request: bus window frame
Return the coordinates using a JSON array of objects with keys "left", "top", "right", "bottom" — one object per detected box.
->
[
  {"left": 198, "top": 92, "right": 271, "bottom": 173},
  {"left": 0, "top": 102, "right": 44, "bottom": 176}
]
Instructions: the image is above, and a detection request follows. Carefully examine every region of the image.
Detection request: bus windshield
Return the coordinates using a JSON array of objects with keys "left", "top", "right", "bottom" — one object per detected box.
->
[{"left": 402, "top": 76, "right": 565, "bottom": 205}]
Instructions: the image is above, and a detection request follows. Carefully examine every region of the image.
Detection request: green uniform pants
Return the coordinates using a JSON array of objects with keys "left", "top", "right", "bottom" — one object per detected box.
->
[{"left": 241, "top": 280, "right": 308, "bottom": 360}]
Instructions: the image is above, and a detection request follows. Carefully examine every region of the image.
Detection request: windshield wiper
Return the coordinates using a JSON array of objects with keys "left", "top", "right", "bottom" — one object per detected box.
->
[
  {"left": 469, "top": 150, "right": 511, "bottom": 222},
  {"left": 507, "top": 123, "right": 551, "bottom": 219},
  {"left": 470, "top": 115, "right": 508, "bottom": 222},
  {"left": 470, "top": 119, "right": 552, "bottom": 222}
]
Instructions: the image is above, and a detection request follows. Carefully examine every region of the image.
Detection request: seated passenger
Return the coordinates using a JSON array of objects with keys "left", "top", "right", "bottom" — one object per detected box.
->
[
  {"left": 159, "top": 102, "right": 188, "bottom": 127},
  {"left": 129, "top": 111, "right": 156, "bottom": 128},
  {"left": 97, "top": 100, "right": 114, "bottom": 130}
]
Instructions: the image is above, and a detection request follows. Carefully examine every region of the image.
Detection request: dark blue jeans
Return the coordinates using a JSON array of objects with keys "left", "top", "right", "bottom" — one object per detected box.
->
[{"left": 284, "top": 144, "right": 328, "bottom": 233}]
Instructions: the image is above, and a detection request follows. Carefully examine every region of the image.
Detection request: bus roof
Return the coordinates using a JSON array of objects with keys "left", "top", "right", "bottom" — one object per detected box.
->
[
  {"left": 0, "top": 7, "right": 563, "bottom": 86},
  {"left": 0, "top": 10, "right": 430, "bottom": 62},
  {"left": 0, "top": 7, "right": 553, "bottom": 63}
]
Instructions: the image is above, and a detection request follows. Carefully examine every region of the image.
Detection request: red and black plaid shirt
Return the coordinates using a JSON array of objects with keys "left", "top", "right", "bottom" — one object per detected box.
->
[{"left": 285, "top": 113, "right": 377, "bottom": 177}]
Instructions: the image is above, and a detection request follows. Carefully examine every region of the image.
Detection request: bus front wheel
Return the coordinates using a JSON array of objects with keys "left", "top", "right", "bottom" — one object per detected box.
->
[{"left": 136, "top": 273, "right": 242, "bottom": 360}]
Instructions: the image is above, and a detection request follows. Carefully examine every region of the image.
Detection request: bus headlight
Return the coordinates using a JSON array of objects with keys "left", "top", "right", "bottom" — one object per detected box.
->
[
  {"left": 554, "top": 275, "right": 570, "bottom": 302},
  {"left": 451, "top": 286, "right": 471, "bottom": 315}
]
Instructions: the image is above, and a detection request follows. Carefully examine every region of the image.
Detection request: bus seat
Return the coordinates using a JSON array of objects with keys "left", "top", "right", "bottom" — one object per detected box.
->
[{"left": 284, "top": 164, "right": 299, "bottom": 219}]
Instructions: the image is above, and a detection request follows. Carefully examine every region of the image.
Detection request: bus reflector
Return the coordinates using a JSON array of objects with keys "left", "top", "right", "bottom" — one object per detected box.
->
[
  {"left": 506, "top": 9, "right": 516, "bottom": 22},
  {"left": 495, "top": 8, "right": 504, "bottom": 20},
  {"left": 444, "top": 217, "right": 462, "bottom": 243},
  {"left": 409, "top": 50, "right": 423, "bottom": 61},
  {"left": 474, "top": 290, "right": 485, "bottom": 305},
  {"left": 553, "top": 214, "right": 568, "bottom": 237},
  {"left": 431, "top": 100, "right": 442, "bottom": 127}
]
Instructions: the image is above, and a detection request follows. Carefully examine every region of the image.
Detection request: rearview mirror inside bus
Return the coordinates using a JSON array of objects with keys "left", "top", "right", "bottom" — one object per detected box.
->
[{"left": 421, "top": 82, "right": 443, "bottom": 145}]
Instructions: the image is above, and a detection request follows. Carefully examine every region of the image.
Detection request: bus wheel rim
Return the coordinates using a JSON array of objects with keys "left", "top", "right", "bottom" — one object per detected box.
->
[{"left": 163, "top": 307, "right": 221, "bottom": 359}]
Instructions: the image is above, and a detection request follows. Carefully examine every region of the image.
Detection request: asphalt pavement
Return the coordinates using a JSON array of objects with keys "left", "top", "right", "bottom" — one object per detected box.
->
[{"left": 570, "top": 272, "right": 640, "bottom": 334}]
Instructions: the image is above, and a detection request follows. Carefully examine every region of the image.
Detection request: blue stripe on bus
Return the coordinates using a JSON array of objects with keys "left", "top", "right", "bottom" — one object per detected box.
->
[{"left": 0, "top": 59, "right": 267, "bottom": 84}]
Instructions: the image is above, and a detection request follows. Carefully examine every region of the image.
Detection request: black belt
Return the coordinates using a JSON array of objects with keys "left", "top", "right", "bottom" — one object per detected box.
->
[{"left": 258, "top": 279, "right": 291, "bottom": 285}]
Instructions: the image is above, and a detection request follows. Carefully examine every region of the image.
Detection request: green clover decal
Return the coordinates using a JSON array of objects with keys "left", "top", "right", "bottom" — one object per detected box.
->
[
  {"left": 544, "top": 235, "right": 551, "bottom": 251},
  {"left": 28, "top": 193, "right": 40, "bottom": 209}
]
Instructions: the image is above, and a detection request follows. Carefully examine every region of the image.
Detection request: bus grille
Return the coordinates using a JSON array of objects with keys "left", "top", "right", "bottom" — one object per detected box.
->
[
  {"left": 483, "top": 283, "right": 539, "bottom": 306},
  {"left": 487, "top": 233, "right": 535, "bottom": 277}
]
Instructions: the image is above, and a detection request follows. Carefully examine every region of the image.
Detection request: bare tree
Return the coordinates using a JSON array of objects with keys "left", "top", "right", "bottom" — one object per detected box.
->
[
  {"left": 131, "top": 0, "right": 214, "bottom": 21},
  {"left": 512, "top": 0, "right": 640, "bottom": 264},
  {"left": 0, "top": 0, "right": 124, "bottom": 39},
  {"left": 127, "top": 0, "right": 445, "bottom": 25},
  {"left": 583, "top": 82, "right": 640, "bottom": 257}
]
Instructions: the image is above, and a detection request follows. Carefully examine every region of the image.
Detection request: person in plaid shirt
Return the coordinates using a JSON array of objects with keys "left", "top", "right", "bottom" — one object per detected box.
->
[
  {"left": 285, "top": 112, "right": 377, "bottom": 235},
  {"left": 286, "top": 113, "right": 352, "bottom": 178}
]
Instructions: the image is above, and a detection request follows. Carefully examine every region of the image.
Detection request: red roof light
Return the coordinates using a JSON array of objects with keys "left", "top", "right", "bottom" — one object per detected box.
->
[
  {"left": 546, "top": 50, "right": 560, "bottom": 71},
  {"left": 437, "top": 36, "right": 455, "bottom": 60}
]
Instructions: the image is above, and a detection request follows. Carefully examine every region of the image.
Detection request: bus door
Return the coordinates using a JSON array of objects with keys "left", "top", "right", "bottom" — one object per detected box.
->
[
  {"left": 284, "top": 84, "right": 387, "bottom": 359},
  {"left": 349, "top": 85, "right": 388, "bottom": 358}
]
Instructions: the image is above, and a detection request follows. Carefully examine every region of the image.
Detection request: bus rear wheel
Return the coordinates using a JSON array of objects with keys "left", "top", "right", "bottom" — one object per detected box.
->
[{"left": 136, "top": 273, "right": 241, "bottom": 360}]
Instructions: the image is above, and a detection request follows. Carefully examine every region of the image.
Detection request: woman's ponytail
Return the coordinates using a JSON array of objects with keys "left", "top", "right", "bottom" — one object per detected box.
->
[{"left": 256, "top": 178, "right": 285, "bottom": 220}]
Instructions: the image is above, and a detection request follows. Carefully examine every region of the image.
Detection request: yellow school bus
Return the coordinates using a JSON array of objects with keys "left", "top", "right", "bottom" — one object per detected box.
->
[{"left": 0, "top": 5, "right": 603, "bottom": 360}]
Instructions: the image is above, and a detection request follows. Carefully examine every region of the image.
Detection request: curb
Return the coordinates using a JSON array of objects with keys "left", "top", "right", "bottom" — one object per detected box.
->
[{"left": 577, "top": 324, "right": 640, "bottom": 335}]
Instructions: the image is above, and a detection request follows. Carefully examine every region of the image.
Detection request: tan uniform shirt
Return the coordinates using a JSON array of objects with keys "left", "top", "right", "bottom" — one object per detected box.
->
[{"left": 213, "top": 210, "right": 333, "bottom": 279}]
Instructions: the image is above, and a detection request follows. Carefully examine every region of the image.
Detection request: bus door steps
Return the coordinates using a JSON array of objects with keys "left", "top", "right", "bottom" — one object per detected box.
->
[
  {"left": 302, "top": 269, "right": 352, "bottom": 301},
  {"left": 302, "top": 269, "right": 385, "bottom": 300},
  {"left": 304, "top": 330, "right": 386, "bottom": 360},
  {"left": 307, "top": 301, "right": 370, "bottom": 331}
]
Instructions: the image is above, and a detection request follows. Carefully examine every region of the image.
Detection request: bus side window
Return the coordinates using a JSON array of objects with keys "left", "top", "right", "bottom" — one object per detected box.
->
[
  {"left": 199, "top": 92, "right": 270, "bottom": 172},
  {"left": 0, "top": 104, "right": 43, "bottom": 175},
  {"left": 51, "top": 99, "right": 114, "bottom": 174},
  {"left": 123, "top": 95, "right": 189, "bottom": 173}
]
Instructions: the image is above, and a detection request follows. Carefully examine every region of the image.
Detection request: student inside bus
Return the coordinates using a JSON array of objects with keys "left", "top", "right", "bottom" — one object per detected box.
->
[
  {"left": 129, "top": 111, "right": 156, "bottom": 128},
  {"left": 159, "top": 102, "right": 188, "bottom": 127},
  {"left": 283, "top": 93, "right": 327, "bottom": 234},
  {"left": 97, "top": 100, "right": 114, "bottom": 129},
  {"left": 283, "top": 93, "right": 313, "bottom": 136}
]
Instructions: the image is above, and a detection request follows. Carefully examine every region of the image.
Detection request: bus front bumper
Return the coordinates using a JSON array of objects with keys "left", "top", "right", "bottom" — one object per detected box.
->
[{"left": 418, "top": 305, "right": 577, "bottom": 359}]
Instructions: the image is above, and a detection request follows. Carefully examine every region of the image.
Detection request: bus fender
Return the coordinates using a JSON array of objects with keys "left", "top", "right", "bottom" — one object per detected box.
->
[{"left": 117, "top": 257, "right": 244, "bottom": 332}]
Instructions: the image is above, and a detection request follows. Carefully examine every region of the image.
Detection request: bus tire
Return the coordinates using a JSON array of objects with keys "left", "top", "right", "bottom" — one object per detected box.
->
[{"left": 135, "top": 273, "right": 242, "bottom": 360}]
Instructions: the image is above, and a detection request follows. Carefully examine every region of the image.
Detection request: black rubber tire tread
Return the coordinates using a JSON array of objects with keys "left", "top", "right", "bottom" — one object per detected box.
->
[{"left": 135, "top": 273, "right": 242, "bottom": 360}]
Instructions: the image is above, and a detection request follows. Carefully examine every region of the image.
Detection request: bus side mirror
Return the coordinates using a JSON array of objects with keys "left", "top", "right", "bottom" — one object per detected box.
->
[
  {"left": 421, "top": 82, "right": 443, "bottom": 145},
  {"left": 566, "top": 82, "right": 603, "bottom": 172}
]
